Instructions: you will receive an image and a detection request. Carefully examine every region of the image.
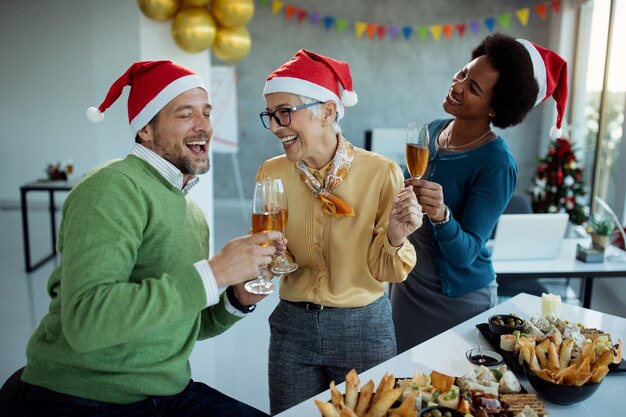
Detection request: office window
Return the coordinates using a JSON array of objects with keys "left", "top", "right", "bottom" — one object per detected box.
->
[{"left": 569, "top": 0, "right": 625, "bottom": 219}]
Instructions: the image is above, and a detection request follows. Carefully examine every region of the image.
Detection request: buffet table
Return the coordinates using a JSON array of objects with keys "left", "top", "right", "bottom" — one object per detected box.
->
[{"left": 276, "top": 293, "right": 625, "bottom": 416}]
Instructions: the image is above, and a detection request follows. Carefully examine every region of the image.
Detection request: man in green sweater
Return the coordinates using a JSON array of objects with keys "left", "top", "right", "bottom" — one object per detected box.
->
[{"left": 14, "top": 61, "right": 280, "bottom": 416}]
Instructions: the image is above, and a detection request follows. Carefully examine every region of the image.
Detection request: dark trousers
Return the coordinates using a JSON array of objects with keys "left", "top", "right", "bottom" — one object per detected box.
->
[{"left": 15, "top": 379, "right": 269, "bottom": 417}]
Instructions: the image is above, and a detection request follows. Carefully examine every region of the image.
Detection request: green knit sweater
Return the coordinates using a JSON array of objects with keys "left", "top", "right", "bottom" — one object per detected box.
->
[{"left": 22, "top": 155, "right": 242, "bottom": 403}]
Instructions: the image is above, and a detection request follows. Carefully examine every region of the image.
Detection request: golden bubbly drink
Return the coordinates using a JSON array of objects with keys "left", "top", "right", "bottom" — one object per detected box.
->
[
  {"left": 406, "top": 143, "right": 429, "bottom": 178},
  {"left": 252, "top": 212, "right": 274, "bottom": 246}
]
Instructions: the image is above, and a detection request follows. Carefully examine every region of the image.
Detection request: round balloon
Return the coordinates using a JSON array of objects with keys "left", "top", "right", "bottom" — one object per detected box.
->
[
  {"left": 182, "top": 0, "right": 210, "bottom": 6},
  {"left": 211, "top": 0, "right": 254, "bottom": 28},
  {"left": 138, "top": 0, "right": 180, "bottom": 21},
  {"left": 212, "top": 26, "right": 251, "bottom": 62},
  {"left": 172, "top": 7, "right": 216, "bottom": 53}
]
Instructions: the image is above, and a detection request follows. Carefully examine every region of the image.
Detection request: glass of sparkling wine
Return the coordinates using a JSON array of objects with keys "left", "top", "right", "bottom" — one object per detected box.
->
[
  {"left": 405, "top": 122, "right": 430, "bottom": 179},
  {"left": 270, "top": 178, "right": 298, "bottom": 274},
  {"left": 245, "top": 179, "right": 278, "bottom": 295}
]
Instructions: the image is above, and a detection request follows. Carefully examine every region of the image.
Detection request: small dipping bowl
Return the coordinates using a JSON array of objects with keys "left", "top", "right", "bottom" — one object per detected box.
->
[{"left": 465, "top": 348, "right": 503, "bottom": 367}]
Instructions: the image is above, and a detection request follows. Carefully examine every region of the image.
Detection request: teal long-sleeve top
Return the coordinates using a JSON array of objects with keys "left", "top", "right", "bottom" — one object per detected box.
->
[
  {"left": 424, "top": 119, "right": 517, "bottom": 297},
  {"left": 22, "top": 156, "right": 242, "bottom": 403}
]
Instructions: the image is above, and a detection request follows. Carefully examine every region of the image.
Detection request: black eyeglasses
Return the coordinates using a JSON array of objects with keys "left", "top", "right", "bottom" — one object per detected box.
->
[{"left": 259, "top": 102, "right": 323, "bottom": 129}]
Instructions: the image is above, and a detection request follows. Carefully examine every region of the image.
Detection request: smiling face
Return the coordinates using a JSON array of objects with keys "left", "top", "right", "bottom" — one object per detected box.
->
[
  {"left": 138, "top": 87, "right": 212, "bottom": 181},
  {"left": 443, "top": 55, "right": 499, "bottom": 122},
  {"left": 265, "top": 92, "right": 337, "bottom": 169}
]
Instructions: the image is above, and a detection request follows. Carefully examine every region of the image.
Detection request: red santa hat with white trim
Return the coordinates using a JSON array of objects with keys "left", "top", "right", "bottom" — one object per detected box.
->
[
  {"left": 86, "top": 60, "right": 206, "bottom": 134},
  {"left": 263, "top": 49, "right": 358, "bottom": 120},
  {"left": 517, "top": 39, "right": 568, "bottom": 139}
]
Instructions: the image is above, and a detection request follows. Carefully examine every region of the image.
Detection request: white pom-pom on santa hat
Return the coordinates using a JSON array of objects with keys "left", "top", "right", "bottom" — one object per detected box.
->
[
  {"left": 517, "top": 38, "right": 568, "bottom": 138},
  {"left": 341, "top": 90, "right": 358, "bottom": 107},
  {"left": 86, "top": 106, "right": 104, "bottom": 123},
  {"left": 550, "top": 125, "right": 563, "bottom": 139},
  {"left": 263, "top": 49, "right": 358, "bottom": 120}
]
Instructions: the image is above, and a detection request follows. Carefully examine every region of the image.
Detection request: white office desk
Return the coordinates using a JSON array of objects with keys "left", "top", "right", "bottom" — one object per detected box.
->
[
  {"left": 277, "top": 293, "right": 626, "bottom": 416},
  {"left": 493, "top": 238, "right": 626, "bottom": 308}
]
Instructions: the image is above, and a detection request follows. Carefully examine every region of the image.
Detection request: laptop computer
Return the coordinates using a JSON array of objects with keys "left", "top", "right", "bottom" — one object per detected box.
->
[{"left": 489, "top": 213, "right": 569, "bottom": 261}]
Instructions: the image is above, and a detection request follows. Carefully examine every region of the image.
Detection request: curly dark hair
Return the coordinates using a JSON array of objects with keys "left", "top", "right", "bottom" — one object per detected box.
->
[{"left": 471, "top": 33, "right": 538, "bottom": 128}]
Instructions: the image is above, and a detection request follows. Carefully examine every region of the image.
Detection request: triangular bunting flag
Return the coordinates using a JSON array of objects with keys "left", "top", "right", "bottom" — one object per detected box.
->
[
  {"left": 498, "top": 13, "right": 511, "bottom": 29},
  {"left": 551, "top": 0, "right": 561, "bottom": 14},
  {"left": 535, "top": 3, "right": 548, "bottom": 19},
  {"left": 377, "top": 26, "right": 387, "bottom": 39},
  {"left": 310, "top": 12, "right": 321, "bottom": 25},
  {"left": 258, "top": 0, "right": 269, "bottom": 6},
  {"left": 402, "top": 26, "right": 413, "bottom": 40},
  {"left": 456, "top": 23, "right": 467, "bottom": 38},
  {"left": 443, "top": 24, "right": 453, "bottom": 39},
  {"left": 484, "top": 17, "right": 496, "bottom": 32},
  {"left": 516, "top": 8, "right": 530, "bottom": 26},
  {"left": 297, "top": 10, "right": 307, "bottom": 23},
  {"left": 388, "top": 25, "right": 400, "bottom": 40},
  {"left": 355, "top": 22, "right": 367, "bottom": 38},
  {"left": 470, "top": 20, "right": 481, "bottom": 35},
  {"left": 285, "top": 5, "right": 296, "bottom": 20},
  {"left": 417, "top": 26, "right": 429, "bottom": 41},
  {"left": 430, "top": 25, "right": 443, "bottom": 41},
  {"left": 323, "top": 16, "right": 334, "bottom": 30},
  {"left": 366, "top": 24, "right": 376, "bottom": 39},
  {"left": 336, "top": 19, "right": 347, "bottom": 33},
  {"left": 271, "top": 0, "right": 283, "bottom": 15}
]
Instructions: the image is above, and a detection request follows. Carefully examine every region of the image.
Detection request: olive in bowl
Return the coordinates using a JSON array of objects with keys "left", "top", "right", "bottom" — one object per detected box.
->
[
  {"left": 419, "top": 405, "right": 464, "bottom": 417},
  {"left": 487, "top": 314, "right": 524, "bottom": 335},
  {"left": 523, "top": 364, "right": 602, "bottom": 406}
]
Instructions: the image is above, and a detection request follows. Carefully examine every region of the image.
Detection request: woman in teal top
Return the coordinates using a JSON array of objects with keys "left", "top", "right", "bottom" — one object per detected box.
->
[{"left": 391, "top": 33, "right": 566, "bottom": 351}]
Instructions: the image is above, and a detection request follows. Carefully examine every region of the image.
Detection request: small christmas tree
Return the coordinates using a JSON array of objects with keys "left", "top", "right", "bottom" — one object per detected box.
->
[{"left": 529, "top": 138, "right": 587, "bottom": 225}]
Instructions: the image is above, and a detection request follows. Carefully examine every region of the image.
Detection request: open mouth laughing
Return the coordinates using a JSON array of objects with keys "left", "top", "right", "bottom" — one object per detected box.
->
[
  {"left": 185, "top": 139, "right": 208, "bottom": 156},
  {"left": 279, "top": 134, "right": 297, "bottom": 149}
]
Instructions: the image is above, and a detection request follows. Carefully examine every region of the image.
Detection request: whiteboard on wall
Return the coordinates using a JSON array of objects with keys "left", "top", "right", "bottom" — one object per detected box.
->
[{"left": 210, "top": 66, "right": 239, "bottom": 154}]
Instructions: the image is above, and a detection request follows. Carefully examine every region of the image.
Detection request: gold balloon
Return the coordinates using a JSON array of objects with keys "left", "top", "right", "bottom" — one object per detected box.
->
[
  {"left": 172, "top": 7, "right": 217, "bottom": 53},
  {"left": 138, "top": 0, "right": 180, "bottom": 21},
  {"left": 212, "top": 26, "right": 251, "bottom": 62},
  {"left": 182, "top": 0, "right": 210, "bottom": 6},
  {"left": 211, "top": 0, "right": 254, "bottom": 28}
]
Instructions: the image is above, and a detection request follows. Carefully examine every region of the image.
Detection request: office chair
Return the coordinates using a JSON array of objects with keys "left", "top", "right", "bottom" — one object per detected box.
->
[{"left": 0, "top": 367, "right": 24, "bottom": 417}]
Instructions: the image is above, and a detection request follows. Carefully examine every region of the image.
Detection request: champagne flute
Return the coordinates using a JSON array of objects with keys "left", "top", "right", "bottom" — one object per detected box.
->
[
  {"left": 406, "top": 122, "right": 430, "bottom": 179},
  {"left": 245, "top": 179, "right": 277, "bottom": 295},
  {"left": 270, "top": 178, "right": 298, "bottom": 274}
]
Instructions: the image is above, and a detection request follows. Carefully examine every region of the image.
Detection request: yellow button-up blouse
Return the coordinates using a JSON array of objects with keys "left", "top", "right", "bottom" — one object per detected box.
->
[{"left": 256, "top": 144, "right": 417, "bottom": 308}]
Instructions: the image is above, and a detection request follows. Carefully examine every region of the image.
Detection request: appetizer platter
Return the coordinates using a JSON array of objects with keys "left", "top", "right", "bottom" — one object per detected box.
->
[
  {"left": 315, "top": 366, "right": 546, "bottom": 417},
  {"left": 477, "top": 313, "right": 624, "bottom": 375}
]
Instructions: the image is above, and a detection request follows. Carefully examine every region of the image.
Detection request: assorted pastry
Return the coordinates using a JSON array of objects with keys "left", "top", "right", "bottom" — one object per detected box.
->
[{"left": 315, "top": 367, "right": 545, "bottom": 417}]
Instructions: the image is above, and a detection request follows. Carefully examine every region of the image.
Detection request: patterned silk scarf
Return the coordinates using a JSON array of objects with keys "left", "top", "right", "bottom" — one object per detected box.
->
[{"left": 296, "top": 135, "right": 355, "bottom": 217}]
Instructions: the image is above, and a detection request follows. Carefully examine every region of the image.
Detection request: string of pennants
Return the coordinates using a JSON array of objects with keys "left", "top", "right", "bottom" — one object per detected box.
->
[{"left": 256, "top": 0, "right": 562, "bottom": 41}]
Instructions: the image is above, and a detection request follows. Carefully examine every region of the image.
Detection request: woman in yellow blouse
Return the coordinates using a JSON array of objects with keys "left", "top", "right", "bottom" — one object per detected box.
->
[{"left": 256, "top": 50, "right": 422, "bottom": 414}]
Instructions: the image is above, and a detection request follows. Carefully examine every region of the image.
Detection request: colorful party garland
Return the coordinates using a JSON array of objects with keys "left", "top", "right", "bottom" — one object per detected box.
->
[{"left": 257, "top": 0, "right": 562, "bottom": 41}]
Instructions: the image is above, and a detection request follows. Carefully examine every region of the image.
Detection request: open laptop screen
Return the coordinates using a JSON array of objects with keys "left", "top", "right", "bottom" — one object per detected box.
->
[{"left": 490, "top": 213, "right": 569, "bottom": 261}]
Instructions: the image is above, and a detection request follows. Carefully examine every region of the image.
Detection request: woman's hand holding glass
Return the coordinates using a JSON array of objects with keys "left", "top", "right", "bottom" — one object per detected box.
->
[
  {"left": 269, "top": 178, "right": 298, "bottom": 275},
  {"left": 407, "top": 178, "right": 447, "bottom": 223},
  {"left": 388, "top": 185, "right": 423, "bottom": 246}
]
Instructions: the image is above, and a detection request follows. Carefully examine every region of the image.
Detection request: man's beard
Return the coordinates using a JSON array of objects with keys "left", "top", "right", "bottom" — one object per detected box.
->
[{"left": 153, "top": 133, "right": 210, "bottom": 176}]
